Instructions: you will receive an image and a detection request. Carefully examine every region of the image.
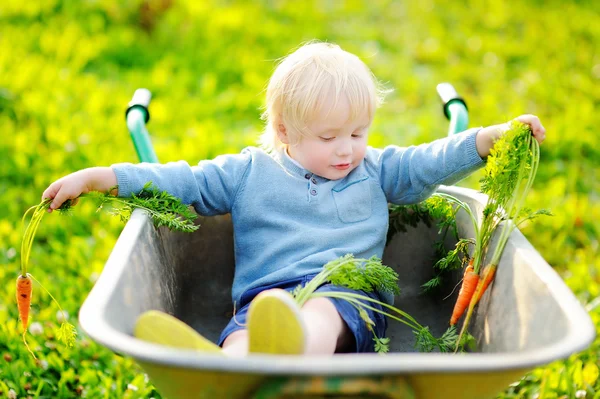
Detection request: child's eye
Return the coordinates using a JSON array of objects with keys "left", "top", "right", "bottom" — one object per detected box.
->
[
  {"left": 352, "top": 127, "right": 368, "bottom": 138},
  {"left": 319, "top": 137, "right": 335, "bottom": 142}
]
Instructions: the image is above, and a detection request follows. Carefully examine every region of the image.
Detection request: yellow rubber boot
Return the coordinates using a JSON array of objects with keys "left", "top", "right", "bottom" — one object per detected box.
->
[
  {"left": 134, "top": 310, "right": 223, "bottom": 354},
  {"left": 247, "top": 289, "right": 306, "bottom": 355}
]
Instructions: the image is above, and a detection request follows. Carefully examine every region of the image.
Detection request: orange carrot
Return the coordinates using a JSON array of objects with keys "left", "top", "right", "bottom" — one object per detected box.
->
[
  {"left": 450, "top": 262, "right": 480, "bottom": 326},
  {"left": 473, "top": 264, "right": 497, "bottom": 305},
  {"left": 16, "top": 274, "right": 32, "bottom": 332},
  {"left": 453, "top": 264, "right": 498, "bottom": 352}
]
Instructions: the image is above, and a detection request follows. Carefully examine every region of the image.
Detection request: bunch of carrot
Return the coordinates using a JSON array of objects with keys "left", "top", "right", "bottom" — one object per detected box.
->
[
  {"left": 19, "top": 199, "right": 77, "bottom": 358},
  {"left": 443, "top": 121, "right": 549, "bottom": 349},
  {"left": 17, "top": 183, "right": 198, "bottom": 356}
]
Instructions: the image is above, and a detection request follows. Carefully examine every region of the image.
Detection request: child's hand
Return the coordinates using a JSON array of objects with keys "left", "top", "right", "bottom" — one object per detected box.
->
[
  {"left": 476, "top": 114, "right": 546, "bottom": 158},
  {"left": 513, "top": 114, "right": 546, "bottom": 144},
  {"left": 42, "top": 167, "right": 117, "bottom": 213}
]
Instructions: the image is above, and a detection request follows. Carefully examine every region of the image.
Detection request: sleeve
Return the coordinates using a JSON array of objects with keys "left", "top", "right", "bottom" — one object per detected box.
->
[
  {"left": 373, "top": 128, "right": 485, "bottom": 204},
  {"left": 111, "top": 149, "right": 253, "bottom": 216}
]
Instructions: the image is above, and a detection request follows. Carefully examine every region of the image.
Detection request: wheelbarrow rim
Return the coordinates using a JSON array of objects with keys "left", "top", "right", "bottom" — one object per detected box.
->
[{"left": 79, "top": 185, "right": 595, "bottom": 375}]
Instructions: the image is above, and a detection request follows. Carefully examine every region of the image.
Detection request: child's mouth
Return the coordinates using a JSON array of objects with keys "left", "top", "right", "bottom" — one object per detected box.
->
[{"left": 333, "top": 163, "right": 351, "bottom": 170}]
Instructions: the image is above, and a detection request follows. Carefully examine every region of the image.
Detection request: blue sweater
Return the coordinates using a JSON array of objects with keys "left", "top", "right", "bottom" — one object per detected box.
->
[{"left": 112, "top": 128, "right": 485, "bottom": 305}]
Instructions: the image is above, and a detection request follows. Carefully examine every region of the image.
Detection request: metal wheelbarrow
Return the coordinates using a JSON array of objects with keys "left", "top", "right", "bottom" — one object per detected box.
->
[{"left": 78, "top": 85, "right": 594, "bottom": 399}]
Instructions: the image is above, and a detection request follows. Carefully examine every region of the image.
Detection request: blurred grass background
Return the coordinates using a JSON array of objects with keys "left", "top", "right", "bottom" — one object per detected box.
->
[{"left": 0, "top": 0, "right": 599, "bottom": 397}]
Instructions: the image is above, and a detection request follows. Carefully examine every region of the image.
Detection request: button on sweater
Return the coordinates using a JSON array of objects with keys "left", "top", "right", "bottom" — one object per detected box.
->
[{"left": 112, "top": 128, "right": 485, "bottom": 305}]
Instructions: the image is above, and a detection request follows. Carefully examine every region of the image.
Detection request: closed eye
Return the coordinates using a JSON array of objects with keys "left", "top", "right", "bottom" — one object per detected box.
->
[
  {"left": 352, "top": 127, "right": 368, "bottom": 138},
  {"left": 319, "top": 137, "right": 335, "bottom": 142}
]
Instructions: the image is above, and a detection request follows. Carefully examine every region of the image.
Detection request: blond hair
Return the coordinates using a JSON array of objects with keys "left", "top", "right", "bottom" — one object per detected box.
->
[{"left": 259, "top": 41, "right": 389, "bottom": 153}]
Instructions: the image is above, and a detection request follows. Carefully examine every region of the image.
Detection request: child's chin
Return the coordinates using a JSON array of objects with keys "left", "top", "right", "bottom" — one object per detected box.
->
[{"left": 325, "top": 168, "right": 352, "bottom": 180}]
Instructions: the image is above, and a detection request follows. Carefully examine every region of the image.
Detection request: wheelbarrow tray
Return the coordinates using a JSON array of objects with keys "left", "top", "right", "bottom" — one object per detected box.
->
[{"left": 79, "top": 185, "right": 594, "bottom": 399}]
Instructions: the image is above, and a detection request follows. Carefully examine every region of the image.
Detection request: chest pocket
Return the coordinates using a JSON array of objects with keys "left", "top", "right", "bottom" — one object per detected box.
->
[{"left": 332, "top": 176, "right": 372, "bottom": 223}]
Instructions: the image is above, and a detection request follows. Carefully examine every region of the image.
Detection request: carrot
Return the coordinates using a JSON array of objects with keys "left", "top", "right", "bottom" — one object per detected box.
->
[
  {"left": 449, "top": 261, "right": 480, "bottom": 326},
  {"left": 16, "top": 274, "right": 32, "bottom": 332},
  {"left": 453, "top": 263, "right": 498, "bottom": 352},
  {"left": 16, "top": 273, "right": 36, "bottom": 358},
  {"left": 473, "top": 264, "right": 497, "bottom": 305}
]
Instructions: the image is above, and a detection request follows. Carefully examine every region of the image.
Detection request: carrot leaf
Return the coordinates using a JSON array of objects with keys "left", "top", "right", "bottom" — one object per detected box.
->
[
  {"left": 56, "top": 322, "right": 77, "bottom": 348},
  {"left": 374, "top": 336, "right": 391, "bottom": 354},
  {"left": 421, "top": 275, "right": 442, "bottom": 292},
  {"left": 433, "top": 238, "right": 473, "bottom": 272},
  {"left": 325, "top": 255, "right": 401, "bottom": 296},
  {"left": 60, "top": 182, "right": 199, "bottom": 232}
]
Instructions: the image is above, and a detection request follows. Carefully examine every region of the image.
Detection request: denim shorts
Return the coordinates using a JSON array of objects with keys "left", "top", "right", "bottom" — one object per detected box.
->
[{"left": 217, "top": 274, "right": 388, "bottom": 353}]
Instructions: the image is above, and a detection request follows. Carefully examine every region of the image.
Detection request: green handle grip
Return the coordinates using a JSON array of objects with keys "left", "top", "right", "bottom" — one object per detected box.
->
[
  {"left": 125, "top": 88, "right": 159, "bottom": 163},
  {"left": 436, "top": 82, "right": 469, "bottom": 136}
]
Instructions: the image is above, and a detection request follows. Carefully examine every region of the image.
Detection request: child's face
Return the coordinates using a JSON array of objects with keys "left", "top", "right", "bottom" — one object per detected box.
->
[{"left": 286, "top": 95, "right": 370, "bottom": 180}]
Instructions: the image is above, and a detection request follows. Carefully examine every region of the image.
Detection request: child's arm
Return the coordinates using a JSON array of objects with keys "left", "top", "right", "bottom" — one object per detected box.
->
[
  {"left": 374, "top": 114, "right": 546, "bottom": 205},
  {"left": 111, "top": 154, "right": 251, "bottom": 216},
  {"left": 476, "top": 114, "right": 546, "bottom": 158},
  {"left": 43, "top": 151, "right": 252, "bottom": 216},
  {"left": 42, "top": 167, "right": 117, "bottom": 213}
]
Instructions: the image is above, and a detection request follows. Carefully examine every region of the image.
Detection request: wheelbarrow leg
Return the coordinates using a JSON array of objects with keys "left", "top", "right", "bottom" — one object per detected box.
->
[{"left": 252, "top": 375, "right": 415, "bottom": 399}]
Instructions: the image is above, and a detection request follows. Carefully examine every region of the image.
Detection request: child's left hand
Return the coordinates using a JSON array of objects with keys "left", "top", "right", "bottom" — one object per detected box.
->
[
  {"left": 513, "top": 114, "right": 546, "bottom": 144},
  {"left": 476, "top": 114, "right": 546, "bottom": 158}
]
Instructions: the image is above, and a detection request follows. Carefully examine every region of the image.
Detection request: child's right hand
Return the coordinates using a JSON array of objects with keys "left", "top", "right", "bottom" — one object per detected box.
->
[{"left": 42, "top": 167, "right": 117, "bottom": 213}]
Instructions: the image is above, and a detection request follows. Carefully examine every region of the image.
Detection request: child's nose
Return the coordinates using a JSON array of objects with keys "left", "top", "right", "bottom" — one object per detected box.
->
[{"left": 336, "top": 139, "right": 353, "bottom": 156}]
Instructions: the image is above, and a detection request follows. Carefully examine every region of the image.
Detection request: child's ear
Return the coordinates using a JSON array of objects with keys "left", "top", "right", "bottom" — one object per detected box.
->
[{"left": 276, "top": 122, "right": 290, "bottom": 144}]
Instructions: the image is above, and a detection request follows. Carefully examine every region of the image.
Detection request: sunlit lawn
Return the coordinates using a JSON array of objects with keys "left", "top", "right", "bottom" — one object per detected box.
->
[{"left": 1, "top": 1, "right": 599, "bottom": 398}]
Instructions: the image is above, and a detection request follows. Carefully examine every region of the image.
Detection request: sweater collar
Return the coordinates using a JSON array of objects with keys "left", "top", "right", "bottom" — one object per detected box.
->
[{"left": 277, "top": 148, "right": 329, "bottom": 181}]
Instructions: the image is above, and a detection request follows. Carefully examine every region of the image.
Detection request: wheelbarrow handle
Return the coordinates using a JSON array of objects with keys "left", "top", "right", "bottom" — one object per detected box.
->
[
  {"left": 436, "top": 82, "right": 469, "bottom": 136},
  {"left": 125, "top": 88, "right": 159, "bottom": 163},
  {"left": 251, "top": 375, "right": 415, "bottom": 399}
]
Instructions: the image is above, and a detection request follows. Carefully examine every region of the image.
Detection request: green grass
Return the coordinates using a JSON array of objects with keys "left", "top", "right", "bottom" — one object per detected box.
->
[{"left": 1, "top": 0, "right": 599, "bottom": 397}]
